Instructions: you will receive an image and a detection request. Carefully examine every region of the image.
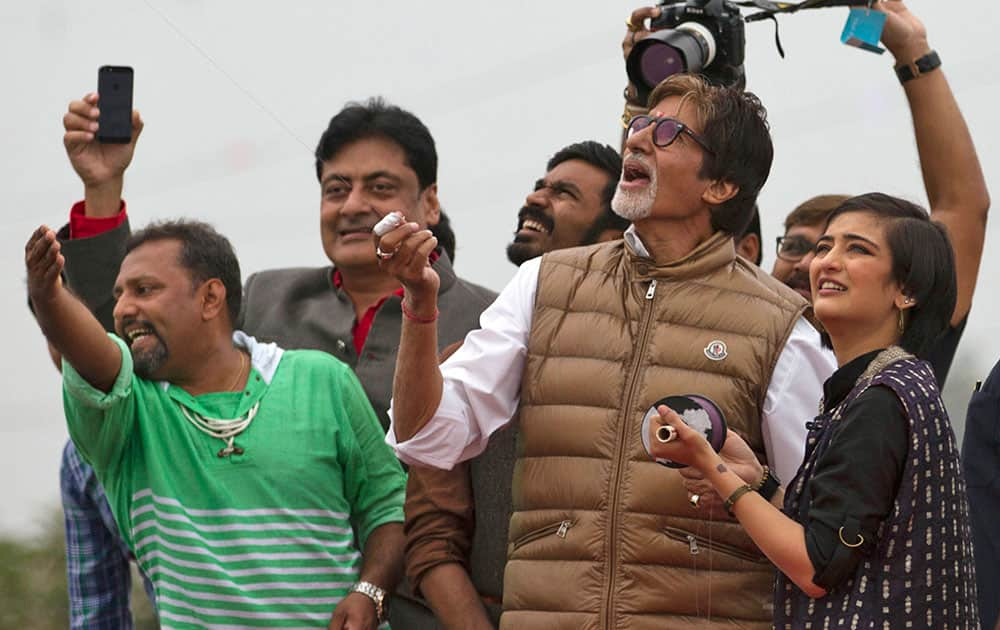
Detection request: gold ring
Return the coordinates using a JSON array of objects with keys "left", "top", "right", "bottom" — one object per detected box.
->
[
  {"left": 689, "top": 494, "right": 701, "bottom": 508},
  {"left": 838, "top": 527, "right": 864, "bottom": 548},
  {"left": 626, "top": 18, "right": 638, "bottom": 31},
  {"left": 375, "top": 245, "right": 397, "bottom": 261}
]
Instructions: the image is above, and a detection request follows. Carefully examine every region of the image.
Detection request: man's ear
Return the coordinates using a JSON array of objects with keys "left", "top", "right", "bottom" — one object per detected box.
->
[
  {"left": 702, "top": 179, "right": 739, "bottom": 207},
  {"left": 420, "top": 183, "right": 441, "bottom": 227},
  {"left": 199, "top": 279, "right": 228, "bottom": 322},
  {"left": 736, "top": 232, "right": 761, "bottom": 265}
]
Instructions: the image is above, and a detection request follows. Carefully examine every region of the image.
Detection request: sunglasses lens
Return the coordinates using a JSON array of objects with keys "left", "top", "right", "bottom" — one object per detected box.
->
[
  {"left": 628, "top": 116, "right": 651, "bottom": 138},
  {"left": 653, "top": 119, "right": 680, "bottom": 146}
]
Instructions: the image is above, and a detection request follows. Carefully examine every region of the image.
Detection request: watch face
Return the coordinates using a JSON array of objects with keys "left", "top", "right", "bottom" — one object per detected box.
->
[{"left": 639, "top": 394, "right": 727, "bottom": 468}]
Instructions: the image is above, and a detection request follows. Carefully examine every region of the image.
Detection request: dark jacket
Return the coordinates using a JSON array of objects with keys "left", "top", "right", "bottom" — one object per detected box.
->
[
  {"left": 964, "top": 358, "right": 1000, "bottom": 630},
  {"left": 241, "top": 254, "right": 496, "bottom": 429}
]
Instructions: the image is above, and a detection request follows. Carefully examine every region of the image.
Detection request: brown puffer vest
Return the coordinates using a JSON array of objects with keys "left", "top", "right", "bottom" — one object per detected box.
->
[{"left": 500, "top": 233, "right": 808, "bottom": 630}]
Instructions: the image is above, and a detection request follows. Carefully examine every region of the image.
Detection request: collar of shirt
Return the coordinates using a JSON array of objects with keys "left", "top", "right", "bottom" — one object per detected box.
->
[
  {"left": 333, "top": 250, "right": 441, "bottom": 356},
  {"left": 623, "top": 225, "right": 651, "bottom": 258},
  {"left": 822, "top": 348, "right": 885, "bottom": 411}
]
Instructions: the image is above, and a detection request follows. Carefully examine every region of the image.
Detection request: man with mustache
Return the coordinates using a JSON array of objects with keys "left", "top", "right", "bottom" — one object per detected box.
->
[
  {"left": 404, "top": 140, "right": 626, "bottom": 629},
  {"left": 55, "top": 94, "right": 495, "bottom": 627},
  {"left": 26, "top": 220, "right": 407, "bottom": 629},
  {"left": 384, "top": 74, "right": 835, "bottom": 628},
  {"left": 506, "top": 141, "right": 628, "bottom": 267}
]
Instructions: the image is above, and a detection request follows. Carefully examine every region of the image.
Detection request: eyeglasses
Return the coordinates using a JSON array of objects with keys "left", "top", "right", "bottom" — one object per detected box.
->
[
  {"left": 775, "top": 235, "right": 818, "bottom": 262},
  {"left": 626, "top": 115, "right": 715, "bottom": 155}
]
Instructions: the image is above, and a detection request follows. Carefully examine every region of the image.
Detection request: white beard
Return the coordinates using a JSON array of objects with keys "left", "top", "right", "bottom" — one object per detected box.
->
[{"left": 611, "top": 163, "right": 657, "bottom": 222}]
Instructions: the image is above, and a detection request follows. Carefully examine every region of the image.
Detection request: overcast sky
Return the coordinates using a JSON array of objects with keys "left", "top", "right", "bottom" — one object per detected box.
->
[{"left": 3, "top": 0, "right": 998, "bottom": 535}]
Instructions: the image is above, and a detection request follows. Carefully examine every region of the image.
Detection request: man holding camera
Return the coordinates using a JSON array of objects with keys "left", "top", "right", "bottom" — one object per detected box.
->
[{"left": 384, "top": 74, "right": 833, "bottom": 629}]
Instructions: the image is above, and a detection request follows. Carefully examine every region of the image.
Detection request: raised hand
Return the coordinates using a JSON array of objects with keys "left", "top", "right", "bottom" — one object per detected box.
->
[
  {"left": 63, "top": 92, "right": 143, "bottom": 216},
  {"left": 374, "top": 212, "right": 441, "bottom": 316},
  {"left": 876, "top": 0, "right": 930, "bottom": 61},
  {"left": 25, "top": 225, "right": 65, "bottom": 305},
  {"left": 622, "top": 6, "right": 663, "bottom": 64}
]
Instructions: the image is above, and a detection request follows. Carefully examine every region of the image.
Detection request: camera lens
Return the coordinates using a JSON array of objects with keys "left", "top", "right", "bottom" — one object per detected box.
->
[
  {"left": 639, "top": 45, "right": 685, "bottom": 87},
  {"left": 627, "top": 22, "right": 717, "bottom": 91}
]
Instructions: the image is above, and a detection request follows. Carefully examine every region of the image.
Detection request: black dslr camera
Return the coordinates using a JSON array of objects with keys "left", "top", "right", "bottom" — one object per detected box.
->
[{"left": 626, "top": 0, "right": 746, "bottom": 104}]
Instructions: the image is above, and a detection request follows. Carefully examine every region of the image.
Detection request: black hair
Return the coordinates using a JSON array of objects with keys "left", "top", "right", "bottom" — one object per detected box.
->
[
  {"left": 823, "top": 193, "right": 956, "bottom": 358},
  {"left": 738, "top": 205, "right": 763, "bottom": 265},
  {"left": 547, "top": 141, "right": 629, "bottom": 239},
  {"left": 125, "top": 220, "right": 242, "bottom": 326},
  {"left": 431, "top": 209, "right": 456, "bottom": 263},
  {"left": 314, "top": 97, "right": 437, "bottom": 190}
]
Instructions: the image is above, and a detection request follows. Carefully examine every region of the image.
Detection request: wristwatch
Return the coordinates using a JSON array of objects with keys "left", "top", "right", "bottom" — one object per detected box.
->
[
  {"left": 753, "top": 465, "right": 781, "bottom": 502},
  {"left": 350, "top": 581, "right": 388, "bottom": 624},
  {"left": 895, "top": 50, "right": 941, "bottom": 84}
]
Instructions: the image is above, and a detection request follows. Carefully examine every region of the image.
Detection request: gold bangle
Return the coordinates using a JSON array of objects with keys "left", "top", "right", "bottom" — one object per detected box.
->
[
  {"left": 838, "top": 527, "right": 865, "bottom": 549},
  {"left": 724, "top": 484, "right": 753, "bottom": 516}
]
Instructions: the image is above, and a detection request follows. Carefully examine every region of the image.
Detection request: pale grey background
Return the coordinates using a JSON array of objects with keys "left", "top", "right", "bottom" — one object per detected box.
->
[{"left": 2, "top": 1, "right": 997, "bottom": 534}]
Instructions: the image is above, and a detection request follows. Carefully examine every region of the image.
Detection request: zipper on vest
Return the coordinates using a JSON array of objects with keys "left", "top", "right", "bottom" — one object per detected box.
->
[
  {"left": 556, "top": 520, "right": 571, "bottom": 538},
  {"left": 663, "top": 525, "right": 769, "bottom": 563},
  {"left": 602, "top": 279, "right": 659, "bottom": 628},
  {"left": 687, "top": 535, "right": 700, "bottom": 555},
  {"left": 510, "top": 519, "right": 574, "bottom": 552}
]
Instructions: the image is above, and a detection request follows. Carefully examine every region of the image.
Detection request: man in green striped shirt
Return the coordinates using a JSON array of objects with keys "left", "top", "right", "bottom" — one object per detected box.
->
[{"left": 26, "top": 220, "right": 406, "bottom": 629}]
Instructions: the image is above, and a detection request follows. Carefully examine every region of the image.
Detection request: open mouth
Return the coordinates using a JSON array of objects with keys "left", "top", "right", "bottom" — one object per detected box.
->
[
  {"left": 515, "top": 206, "right": 553, "bottom": 238},
  {"left": 622, "top": 160, "right": 651, "bottom": 185},
  {"left": 818, "top": 279, "right": 847, "bottom": 293},
  {"left": 519, "top": 219, "right": 549, "bottom": 235},
  {"left": 121, "top": 323, "right": 159, "bottom": 349}
]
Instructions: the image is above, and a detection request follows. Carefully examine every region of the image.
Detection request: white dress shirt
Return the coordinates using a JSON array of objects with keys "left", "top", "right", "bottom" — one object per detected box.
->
[{"left": 388, "top": 230, "right": 836, "bottom": 484}]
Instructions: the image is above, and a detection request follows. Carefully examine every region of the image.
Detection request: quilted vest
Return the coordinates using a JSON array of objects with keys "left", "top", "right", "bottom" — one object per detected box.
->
[
  {"left": 501, "top": 233, "right": 808, "bottom": 630},
  {"left": 776, "top": 348, "right": 979, "bottom": 628}
]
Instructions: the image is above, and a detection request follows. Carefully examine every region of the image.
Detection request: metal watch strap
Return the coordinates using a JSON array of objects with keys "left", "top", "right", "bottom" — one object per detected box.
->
[
  {"left": 895, "top": 50, "right": 941, "bottom": 84},
  {"left": 350, "top": 581, "right": 386, "bottom": 623}
]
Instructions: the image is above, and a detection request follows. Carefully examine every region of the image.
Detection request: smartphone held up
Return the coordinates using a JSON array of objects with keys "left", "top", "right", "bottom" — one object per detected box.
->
[{"left": 96, "top": 65, "right": 133, "bottom": 144}]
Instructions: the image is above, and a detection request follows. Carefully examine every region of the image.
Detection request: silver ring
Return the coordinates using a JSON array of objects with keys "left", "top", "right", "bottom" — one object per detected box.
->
[
  {"left": 656, "top": 424, "right": 677, "bottom": 443},
  {"left": 376, "top": 245, "right": 397, "bottom": 261},
  {"left": 689, "top": 494, "right": 701, "bottom": 508}
]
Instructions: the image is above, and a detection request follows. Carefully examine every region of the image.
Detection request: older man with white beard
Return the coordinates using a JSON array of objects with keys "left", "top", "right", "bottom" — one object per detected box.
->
[{"left": 381, "top": 74, "right": 834, "bottom": 629}]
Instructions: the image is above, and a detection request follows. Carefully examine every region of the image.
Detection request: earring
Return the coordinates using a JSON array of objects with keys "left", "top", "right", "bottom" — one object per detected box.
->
[{"left": 898, "top": 309, "right": 906, "bottom": 335}]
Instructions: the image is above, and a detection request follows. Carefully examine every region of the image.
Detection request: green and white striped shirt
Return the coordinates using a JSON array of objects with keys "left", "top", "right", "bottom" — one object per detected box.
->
[{"left": 64, "top": 333, "right": 406, "bottom": 628}]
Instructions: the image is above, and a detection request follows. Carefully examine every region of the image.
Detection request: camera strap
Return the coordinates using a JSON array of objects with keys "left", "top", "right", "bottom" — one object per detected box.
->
[{"left": 736, "top": 0, "right": 874, "bottom": 60}]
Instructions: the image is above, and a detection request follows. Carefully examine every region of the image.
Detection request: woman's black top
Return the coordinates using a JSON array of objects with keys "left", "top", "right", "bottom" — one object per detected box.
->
[{"left": 799, "top": 349, "right": 909, "bottom": 589}]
